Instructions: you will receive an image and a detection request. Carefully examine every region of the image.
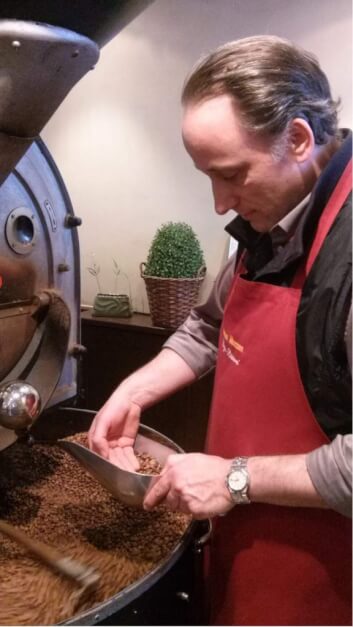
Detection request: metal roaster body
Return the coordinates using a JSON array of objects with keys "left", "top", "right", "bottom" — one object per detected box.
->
[{"left": 0, "top": 3, "right": 208, "bottom": 625}]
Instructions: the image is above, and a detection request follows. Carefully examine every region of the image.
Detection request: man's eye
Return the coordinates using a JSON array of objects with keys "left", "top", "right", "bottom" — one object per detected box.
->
[{"left": 222, "top": 172, "right": 237, "bottom": 181}]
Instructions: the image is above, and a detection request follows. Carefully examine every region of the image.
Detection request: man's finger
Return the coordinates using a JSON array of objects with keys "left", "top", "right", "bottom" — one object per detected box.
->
[
  {"left": 165, "top": 490, "right": 181, "bottom": 511},
  {"left": 123, "top": 446, "right": 140, "bottom": 472},
  {"left": 87, "top": 419, "right": 96, "bottom": 449},
  {"left": 143, "top": 475, "right": 171, "bottom": 510},
  {"left": 88, "top": 412, "right": 111, "bottom": 456},
  {"left": 89, "top": 422, "right": 110, "bottom": 458}
]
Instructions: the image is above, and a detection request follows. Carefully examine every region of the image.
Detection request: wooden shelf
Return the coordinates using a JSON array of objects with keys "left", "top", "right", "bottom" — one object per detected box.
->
[{"left": 80, "top": 309, "right": 171, "bottom": 336}]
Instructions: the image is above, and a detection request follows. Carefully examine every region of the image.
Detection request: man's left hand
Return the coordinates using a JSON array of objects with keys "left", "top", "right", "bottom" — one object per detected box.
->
[{"left": 143, "top": 453, "right": 234, "bottom": 519}]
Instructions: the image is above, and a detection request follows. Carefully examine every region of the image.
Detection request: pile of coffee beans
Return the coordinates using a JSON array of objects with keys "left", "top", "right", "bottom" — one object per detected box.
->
[{"left": 0, "top": 433, "right": 190, "bottom": 625}]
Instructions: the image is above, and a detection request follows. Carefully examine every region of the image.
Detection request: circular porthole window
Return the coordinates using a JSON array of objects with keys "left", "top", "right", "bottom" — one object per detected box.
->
[{"left": 5, "top": 207, "right": 37, "bottom": 255}]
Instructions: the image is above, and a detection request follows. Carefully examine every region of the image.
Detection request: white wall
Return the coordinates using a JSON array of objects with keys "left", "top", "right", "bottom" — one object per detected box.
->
[{"left": 42, "top": 0, "right": 352, "bottom": 310}]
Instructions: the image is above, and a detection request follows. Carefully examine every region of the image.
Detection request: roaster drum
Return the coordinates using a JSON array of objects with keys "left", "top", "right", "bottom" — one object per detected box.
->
[{"left": 0, "top": 4, "right": 208, "bottom": 624}]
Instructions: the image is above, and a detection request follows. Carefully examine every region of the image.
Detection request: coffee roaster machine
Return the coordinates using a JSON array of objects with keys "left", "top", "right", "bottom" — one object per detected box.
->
[{"left": 0, "top": 2, "right": 209, "bottom": 624}]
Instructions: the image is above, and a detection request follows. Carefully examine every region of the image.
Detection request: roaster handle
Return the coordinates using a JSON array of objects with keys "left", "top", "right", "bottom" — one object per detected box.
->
[{"left": 194, "top": 518, "right": 213, "bottom": 553}]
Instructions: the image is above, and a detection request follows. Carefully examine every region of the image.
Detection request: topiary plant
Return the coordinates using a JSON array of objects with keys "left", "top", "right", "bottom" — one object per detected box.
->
[{"left": 144, "top": 222, "right": 205, "bottom": 278}]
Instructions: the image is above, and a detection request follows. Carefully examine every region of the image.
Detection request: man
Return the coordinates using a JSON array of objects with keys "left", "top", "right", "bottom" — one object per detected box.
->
[{"left": 89, "top": 36, "right": 352, "bottom": 626}]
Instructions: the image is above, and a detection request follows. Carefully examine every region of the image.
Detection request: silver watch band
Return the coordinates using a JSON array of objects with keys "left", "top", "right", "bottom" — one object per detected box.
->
[
  {"left": 227, "top": 456, "right": 251, "bottom": 504},
  {"left": 230, "top": 456, "right": 248, "bottom": 471}
]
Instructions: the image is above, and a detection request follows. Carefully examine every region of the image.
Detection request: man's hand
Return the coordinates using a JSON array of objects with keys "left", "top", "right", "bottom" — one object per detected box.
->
[
  {"left": 88, "top": 349, "right": 197, "bottom": 472},
  {"left": 88, "top": 390, "right": 141, "bottom": 471},
  {"left": 143, "top": 453, "right": 234, "bottom": 519}
]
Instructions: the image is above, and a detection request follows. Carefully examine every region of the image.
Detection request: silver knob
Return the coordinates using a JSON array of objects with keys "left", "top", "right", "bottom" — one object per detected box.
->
[{"left": 0, "top": 381, "right": 41, "bottom": 430}]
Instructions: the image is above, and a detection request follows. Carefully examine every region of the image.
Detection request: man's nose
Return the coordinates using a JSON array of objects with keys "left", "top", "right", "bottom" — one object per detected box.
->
[{"left": 211, "top": 179, "right": 238, "bottom": 215}]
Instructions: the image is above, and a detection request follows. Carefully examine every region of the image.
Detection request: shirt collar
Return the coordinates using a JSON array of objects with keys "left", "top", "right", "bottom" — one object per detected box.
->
[
  {"left": 270, "top": 193, "right": 311, "bottom": 249},
  {"left": 274, "top": 193, "right": 311, "bottom": 234}
]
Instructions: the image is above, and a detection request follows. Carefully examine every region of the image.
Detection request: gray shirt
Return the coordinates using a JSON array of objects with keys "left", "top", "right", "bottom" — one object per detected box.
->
[{"left": 164, "top": 252, "right": 352, "bottom": 518}]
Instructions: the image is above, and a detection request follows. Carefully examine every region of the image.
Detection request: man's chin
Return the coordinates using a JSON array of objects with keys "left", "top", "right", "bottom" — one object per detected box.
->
[{"left": 249, "top": 219, "right": 269, "bottom": 233}]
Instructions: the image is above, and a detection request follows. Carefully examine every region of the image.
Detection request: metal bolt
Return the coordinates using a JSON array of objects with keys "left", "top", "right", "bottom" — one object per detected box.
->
[
  {"left": 58, "top": 263, "right": 70, "bottom": 273},
  {"left": 176, "top": 591, "right": 190, "bottom": 602},
  {"left": 65, "top": 215, "right": 82, "bottom": 228},
  {"left": 69, "top": 344, "right": 87, "bottom": 357}
]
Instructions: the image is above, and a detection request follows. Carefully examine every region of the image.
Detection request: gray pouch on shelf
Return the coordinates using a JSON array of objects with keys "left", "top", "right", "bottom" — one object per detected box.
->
[{"left": 92, "top": 293, "right": 133, "bottom": 318}]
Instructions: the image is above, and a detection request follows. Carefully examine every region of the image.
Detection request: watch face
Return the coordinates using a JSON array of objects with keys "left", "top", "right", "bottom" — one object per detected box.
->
[{"left": 229, "top": 469, "right": 247, "bottom": 492}]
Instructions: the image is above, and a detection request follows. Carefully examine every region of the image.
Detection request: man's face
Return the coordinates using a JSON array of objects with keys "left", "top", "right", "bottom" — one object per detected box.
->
[{"left": 182, "top": 94, "right": 306, "bottom": 232}]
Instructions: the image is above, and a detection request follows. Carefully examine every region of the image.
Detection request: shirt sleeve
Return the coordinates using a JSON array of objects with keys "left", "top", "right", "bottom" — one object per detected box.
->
[
  {"left": 163, "top": 254, "right": 236, "bottom": 377},
  {"left": 344, "top": 304, "right": 352, "bottom": 372},
  {"left": 306, "top": 434, "right": 352, "bottom": 518}
]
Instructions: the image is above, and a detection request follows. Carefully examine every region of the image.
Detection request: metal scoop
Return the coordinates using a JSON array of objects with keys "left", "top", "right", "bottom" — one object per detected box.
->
[{"left": 58, "top": 425, "right": 181, "bottom": 507}]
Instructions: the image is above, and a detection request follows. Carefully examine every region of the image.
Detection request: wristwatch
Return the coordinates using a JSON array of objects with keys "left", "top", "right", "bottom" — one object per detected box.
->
[{"left": 226, "top": 457, "right": 251, "bottom": 505}]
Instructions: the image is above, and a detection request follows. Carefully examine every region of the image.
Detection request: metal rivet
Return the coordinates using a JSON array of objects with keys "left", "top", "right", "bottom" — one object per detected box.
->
[
  {"left": 72, "top": 49, "right": 79, "bottom": 58},
  {"left": 65, "top": 215, "right": 82, "bottom": 228},
  {"left": 11, "top": 40, "right": 21, "bottom": 48},
  {"left": 94, "top": 614, "right": 100, "bottom": 621},
  {"left": 58, "top": 263, "right": 70, "bottom": 273},
  {"left": 176, "top": 591, "right": 190, "bottom": 602},
  {"left": 69, "top": 344, "right": 87, "bottom": 357}
]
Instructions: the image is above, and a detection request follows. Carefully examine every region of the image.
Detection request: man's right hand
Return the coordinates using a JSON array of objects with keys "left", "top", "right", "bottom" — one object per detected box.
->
[
  {"left": 88, "top": 388, "right": 141, "bottom": 471},
  {"left": 88, "top": 349, "right": 197, "bottom": 472}
]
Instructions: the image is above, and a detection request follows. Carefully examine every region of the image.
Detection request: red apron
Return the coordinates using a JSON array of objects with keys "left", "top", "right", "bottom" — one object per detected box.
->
[{"left": 206, "top": 161, "right": 352, "bottom": 626}]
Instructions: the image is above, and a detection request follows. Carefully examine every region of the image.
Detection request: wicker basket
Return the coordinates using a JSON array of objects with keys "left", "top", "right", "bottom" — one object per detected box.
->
[{"left": 140, "top": 262, "right": 206, "bottom": 329}]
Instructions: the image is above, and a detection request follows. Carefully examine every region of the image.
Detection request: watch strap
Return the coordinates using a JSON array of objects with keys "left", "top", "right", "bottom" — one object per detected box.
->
[{"left": 227, "top": 456, "right": 251, "bottom": 505}]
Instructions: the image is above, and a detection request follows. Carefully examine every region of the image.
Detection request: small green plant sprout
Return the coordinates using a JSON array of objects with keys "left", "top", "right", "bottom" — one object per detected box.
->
[
  {"left": 112, "top": 258, "right": 120, "bottom": 294},
  {"left": 87, "top": 255, "right": 102, "bottom": 292},
  {"left": 112, "top": 258, "right": 132, "bottom": 299},
  {"left": 144, "top": 222, "right": 205, "bottom": 278}
]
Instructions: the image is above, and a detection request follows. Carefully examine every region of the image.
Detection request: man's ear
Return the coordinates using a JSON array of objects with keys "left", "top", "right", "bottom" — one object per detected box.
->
[{"left": 288, "top": 118, "right": 315, "bottom": 162}]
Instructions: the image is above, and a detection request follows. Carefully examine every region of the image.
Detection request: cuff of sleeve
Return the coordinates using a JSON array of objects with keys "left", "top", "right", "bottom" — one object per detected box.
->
[{"left": 306, "top": 436, "right": 352, "bottom": 518}]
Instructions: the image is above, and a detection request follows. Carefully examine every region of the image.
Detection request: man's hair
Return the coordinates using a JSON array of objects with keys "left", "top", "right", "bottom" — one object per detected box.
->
[{"left": 182, "top": 35, "right": 340, "bottom": 144}]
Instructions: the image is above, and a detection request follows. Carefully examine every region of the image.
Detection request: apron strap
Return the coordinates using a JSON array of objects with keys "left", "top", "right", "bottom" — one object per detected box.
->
[
  {"left": 293, "top": 159, "right": 352, "bottom": 287},
  {"left": 234, "top": 251, "right": 247, "bottom": 276}
]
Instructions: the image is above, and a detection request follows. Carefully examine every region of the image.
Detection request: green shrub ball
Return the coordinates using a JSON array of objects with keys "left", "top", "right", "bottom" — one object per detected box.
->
[{"left": 145, "top": 222, "right": 205, "bottom": 278}]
